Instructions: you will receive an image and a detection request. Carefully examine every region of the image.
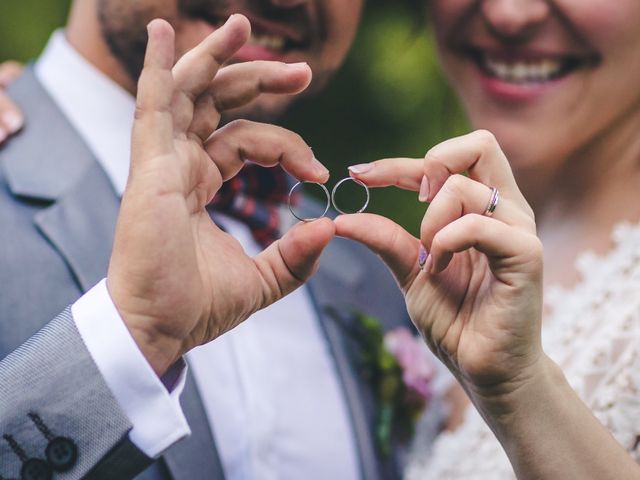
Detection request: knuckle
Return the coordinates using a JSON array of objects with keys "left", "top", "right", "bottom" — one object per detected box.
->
[
  {"left": 442, "top": 174, "right": 467, "bottom": 196},
  {"left": 473, "top": 129, "right": 501, "bottom": 156},
  {"left": 473, "top": 129, "right": 497, "bottom": 147},
  {"left": 525, "top": 203, "right": 536, "bottom": 222},
  {"left": 523, "top": 215, "right": 537, "bottom": 234},
  {"left": 225, "top": 118, "right": 250, "bottom": 132},
  {"left": 528, "top": 236, "right": 544, "bottom": 258},
  {"left": 289, "top": 129, "right": 305, "bottom": 144},
  {"left": 464, "top": 213, "right": 485, "bottom": 237},
  {"left": 133, "top": 105, "right": 145, "bottom": 120},
  {"left": 423, "top": 148, "right": 442, "bottom": 167}
]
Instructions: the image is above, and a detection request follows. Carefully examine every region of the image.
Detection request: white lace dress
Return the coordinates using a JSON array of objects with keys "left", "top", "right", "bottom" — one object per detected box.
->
[{"left": 405, "top": 222, "right": 640, "bottom": 479}]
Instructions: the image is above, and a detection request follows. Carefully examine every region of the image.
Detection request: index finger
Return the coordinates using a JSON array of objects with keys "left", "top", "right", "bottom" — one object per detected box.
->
[{"left": 349, "top": 130, "right": 531, "bottom": 215}]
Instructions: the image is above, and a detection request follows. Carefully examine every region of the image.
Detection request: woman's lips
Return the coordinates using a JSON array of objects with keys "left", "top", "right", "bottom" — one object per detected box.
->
[{"left": 459, "top": 47, "right": 599, "bottom": 102}]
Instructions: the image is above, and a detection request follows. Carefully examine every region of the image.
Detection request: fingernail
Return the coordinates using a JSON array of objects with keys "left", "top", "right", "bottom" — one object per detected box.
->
[
  {"left": 348, "top": 163, "right": 373, "bottom": 175},
  {"left": 2, "top": 112, "right": 23, "bottom": 133},
  {"left": 418, "top": 175, "right": 430, "bottom": 203},
  {"left": 288, "top": 62, "right": 309, "bottom": 69},
  {"left": 418, "top": 246, "right": 428, "bottom": 269},
  {"left": 313, "top": 157, "right": 330, "bottom": 181}
]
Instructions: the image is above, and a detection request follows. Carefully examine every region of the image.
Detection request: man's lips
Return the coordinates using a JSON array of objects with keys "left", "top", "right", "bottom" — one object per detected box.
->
[
  {"left": 232, "top": 43, "right": 288, "bottom": 62},
  {"left": 203, "top": 12, "right": 311, "bottom": 62}
]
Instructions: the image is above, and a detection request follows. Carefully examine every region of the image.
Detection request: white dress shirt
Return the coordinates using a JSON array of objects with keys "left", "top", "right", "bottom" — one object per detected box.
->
[{"left": 37, "top": 31, "right": 360, "bottom": 480}]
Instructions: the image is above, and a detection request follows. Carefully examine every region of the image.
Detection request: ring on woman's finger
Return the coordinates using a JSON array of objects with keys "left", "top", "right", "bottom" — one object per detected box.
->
[{"left": 483, "top": 187, "right": 500, "bottom": 217}]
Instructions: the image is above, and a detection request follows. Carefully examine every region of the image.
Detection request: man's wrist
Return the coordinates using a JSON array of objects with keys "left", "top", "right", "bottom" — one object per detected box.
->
[
  {"left": 124, "top": 320, "right": 184, "bottom": 377},
  {"left": 105, "top": 279, "right": 184, "bottom": 377}
]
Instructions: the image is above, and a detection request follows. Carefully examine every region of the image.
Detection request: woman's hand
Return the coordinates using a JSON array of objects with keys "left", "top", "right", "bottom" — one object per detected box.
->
[
  {"left": 107, "top": 16, "right": 334, "bottom": 376},
  {"left": 343, "top": 132, "right": 640, "bottom": 480},
  {"left": 0, "top": 60, "right": 24, "bottom": 143},
  {"left": 337, "top": 130, "right": 544, "bottom": 404}
]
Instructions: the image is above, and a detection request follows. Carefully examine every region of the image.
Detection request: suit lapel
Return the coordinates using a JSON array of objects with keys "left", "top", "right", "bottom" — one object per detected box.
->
[
  {"left": 33, "top": 161, "right": 119, "bottom": 291},
  {"left": 308, "top": 273, "right": 381, "bottom": 480},
  {"left": 2, "top": 67, "right": 118, "bottom": 292},
  {"left": 3, "top": 68, "right": 225, "bottom": 480},
  {"left": 305, "top": 231, "right": 381, "bottom": 480}
]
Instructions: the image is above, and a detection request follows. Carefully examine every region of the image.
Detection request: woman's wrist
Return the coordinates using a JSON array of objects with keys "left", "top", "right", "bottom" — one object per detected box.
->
[
  {"left": 466, "top": 353, "right": 563, "bottom": 425},
  {"left": 464, "top": 354, "right": 640, "bottom": 480}
]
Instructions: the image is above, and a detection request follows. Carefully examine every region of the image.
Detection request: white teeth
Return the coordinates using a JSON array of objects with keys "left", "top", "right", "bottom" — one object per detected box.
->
[
  {"left": 484, "top": 57, "right": 564, "bottom": 83},
  {"left": 249, "top": 32, "right": 285, "bottom": 51}
]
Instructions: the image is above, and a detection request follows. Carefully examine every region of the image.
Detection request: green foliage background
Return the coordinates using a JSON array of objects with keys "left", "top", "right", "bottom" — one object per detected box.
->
[{"left": 0, "top": 0, "right": 468, "bottom": 234}]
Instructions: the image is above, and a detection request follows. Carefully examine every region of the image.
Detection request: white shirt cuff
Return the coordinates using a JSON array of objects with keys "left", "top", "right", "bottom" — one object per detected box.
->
[{"left": 71, "top": 279, "right": 191, "bottom": 457}]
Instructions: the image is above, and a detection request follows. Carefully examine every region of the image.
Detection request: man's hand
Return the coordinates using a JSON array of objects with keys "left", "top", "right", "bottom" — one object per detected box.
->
[
  {"left": 0, "top": 61, "right": 24, "bottom": 143},
  {"left": 338, "top": 130, "right": 544, "bottom": 407},
  {"left": 107, "top": 16, "right": 334, "bottom": 376}
]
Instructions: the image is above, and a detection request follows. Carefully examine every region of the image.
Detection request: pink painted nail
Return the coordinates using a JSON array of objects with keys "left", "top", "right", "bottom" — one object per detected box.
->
[
  {"left": 418, "top": 246, "right": 428, "bottom": 269},
  {"left": 348, "top": 163, "right": 373, "bottom": 175},
  {"left": 418, "top": 176, "right": 430, "bottom": 203}
]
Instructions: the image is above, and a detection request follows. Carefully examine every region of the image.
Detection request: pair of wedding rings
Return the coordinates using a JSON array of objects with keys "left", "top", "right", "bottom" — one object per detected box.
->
[{"left": 288, "top": 178, "right": 371, "bottom": 222}]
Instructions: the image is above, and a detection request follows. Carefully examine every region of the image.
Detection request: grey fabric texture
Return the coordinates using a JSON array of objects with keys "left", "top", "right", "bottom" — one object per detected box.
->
[
  {"left": 0, "top": 308, "right": 134, "bottom": 479},
  {"left": 0, "top": 68, "right": 158, "bottom": 479},
  {"left": 0, "top": 68, "right": 412, "bottom": 480}
]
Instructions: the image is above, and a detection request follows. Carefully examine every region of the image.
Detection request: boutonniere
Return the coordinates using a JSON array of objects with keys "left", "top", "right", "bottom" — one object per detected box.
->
[{"left": 332, "top": 310, "right": 435, "bottom": 458}]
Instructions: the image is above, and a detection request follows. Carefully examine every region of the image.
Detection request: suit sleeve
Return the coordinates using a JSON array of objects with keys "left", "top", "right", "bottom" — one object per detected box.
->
[{"left": 0, "top": 282, "right": 189, "bottom": 479}]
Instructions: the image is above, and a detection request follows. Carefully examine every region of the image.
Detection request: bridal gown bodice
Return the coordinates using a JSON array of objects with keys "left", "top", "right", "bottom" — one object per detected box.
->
[{"left": 406, "top": 222, "right": 640, "bottom": 479}]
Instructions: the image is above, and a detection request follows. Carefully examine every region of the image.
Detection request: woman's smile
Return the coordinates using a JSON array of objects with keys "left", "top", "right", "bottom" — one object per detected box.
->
[
  {"left": 430, "top": 0, "right": 640, "bottom": 174},
  {"left": 458, "top": 45, "right": 600, "bottom": 102}
]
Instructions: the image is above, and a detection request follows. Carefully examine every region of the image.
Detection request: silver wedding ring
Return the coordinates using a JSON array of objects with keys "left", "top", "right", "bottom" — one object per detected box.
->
[
  {"left": 483, "top": 187, "right": 500, "bottom": 217},
  {"left": 288, "top": 181, "right": 331, "bottom": 222},
  {"left": 331, "top": 177, "right": 370, "bottom": 215},
  {"left": 288, "top": 177, "right": 371, "bottom": 221}
]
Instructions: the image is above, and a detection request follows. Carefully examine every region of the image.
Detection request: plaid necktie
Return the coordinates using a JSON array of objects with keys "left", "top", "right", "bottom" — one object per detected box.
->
[{"left": 208, "top": 163, "right": 299, "bottom": 248}]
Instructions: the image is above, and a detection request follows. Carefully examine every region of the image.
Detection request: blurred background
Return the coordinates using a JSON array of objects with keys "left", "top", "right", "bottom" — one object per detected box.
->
[{"left": 0, "top": 0, "right": 468, "bottom": 233}]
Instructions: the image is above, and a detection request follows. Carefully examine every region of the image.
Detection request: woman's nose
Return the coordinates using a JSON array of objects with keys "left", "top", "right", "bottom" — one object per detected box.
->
[{"left": 481, "top": 0, "right": 550, "bottom": 40}]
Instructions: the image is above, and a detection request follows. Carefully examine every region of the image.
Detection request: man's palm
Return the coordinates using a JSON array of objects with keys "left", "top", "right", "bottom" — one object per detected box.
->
[{"left": 107, "top": 16, "right": 334, "bottom": 375}]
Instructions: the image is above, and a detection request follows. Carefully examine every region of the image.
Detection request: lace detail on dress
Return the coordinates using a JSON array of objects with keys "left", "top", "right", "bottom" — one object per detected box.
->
[{"left": 405, "top": 222, "right": 640, "bottom": 479}]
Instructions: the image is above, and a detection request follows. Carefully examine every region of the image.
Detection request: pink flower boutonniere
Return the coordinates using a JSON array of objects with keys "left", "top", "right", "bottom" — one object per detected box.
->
[{"left": 332, "top": 310, "right": 435, "bottom": 458}]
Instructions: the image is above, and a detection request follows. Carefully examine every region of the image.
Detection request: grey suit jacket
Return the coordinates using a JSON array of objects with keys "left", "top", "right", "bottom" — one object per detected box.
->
[{"left": 0, "top": 68, "right": 411, "bottom": 480}]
